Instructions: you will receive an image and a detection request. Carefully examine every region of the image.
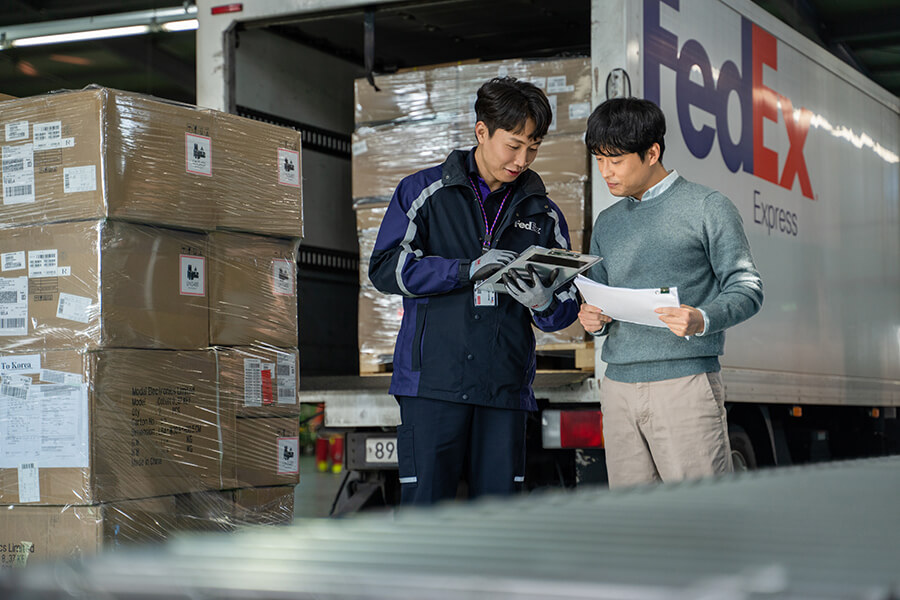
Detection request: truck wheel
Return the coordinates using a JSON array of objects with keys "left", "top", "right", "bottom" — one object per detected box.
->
[{"left": 729, "top": 425, "right": 757, "bottom": 471}]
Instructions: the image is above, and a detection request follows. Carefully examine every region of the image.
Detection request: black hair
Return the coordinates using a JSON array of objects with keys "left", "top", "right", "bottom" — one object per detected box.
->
[
  {"left": 585, "top": 97, "right": 666, "bottom": 162},
  {"left": 474, "top": 77, "right": 552, "bottom": 140}
]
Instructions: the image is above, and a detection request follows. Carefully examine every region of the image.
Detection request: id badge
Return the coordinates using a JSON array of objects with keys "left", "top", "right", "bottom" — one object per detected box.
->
[{"left": 474, "top": 288, "right": 496, "bottom": 307}]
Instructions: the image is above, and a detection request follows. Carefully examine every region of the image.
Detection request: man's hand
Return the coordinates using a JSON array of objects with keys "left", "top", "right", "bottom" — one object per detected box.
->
[
  {"left": 469, "top": 249, "right": 518, "bottom": 280},
  {"left": 579, "top": 303, "right": 612, "bottom": 333},
  {"left": 502, "top": 265, "right": 559, "bottom": 311},
  {"left": 655, "top": 305, "right": 705, "bottom": 337}
]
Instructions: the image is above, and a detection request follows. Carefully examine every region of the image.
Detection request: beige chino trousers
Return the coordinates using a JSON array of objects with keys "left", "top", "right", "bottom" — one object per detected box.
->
[{"left": 600, "top": 372, "right": 733, "bottom": 489}]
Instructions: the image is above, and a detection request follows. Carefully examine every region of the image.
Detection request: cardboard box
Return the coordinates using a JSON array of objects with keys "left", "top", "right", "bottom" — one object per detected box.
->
[
  {"left": 223, "top": 417, "right": 300, "bottom": 489},
  {"left": 215, "top": 112, "right": 304, "bottom": 238},
  {"left": 0, "top": 495, "right": 180, "bottom": 567},
  {"left": 0, "top": 349, "right": 222, "bottom": 505},
  {"left": 214, "top": 346, "right": 300, "bottom": 417},
  {"left": 0, "top": 88, "right": 216, "bottom": 231},
  {"left": 355, "top": 57, "right": 591, "bottom": 134},
  {"left": 0, "top": 88, "right": 303, "bottom": 236},
  {"left": 173, "top": 485, "right": 295, "bottom": 532},
  {"left": 0, "top": 220, "right": 208, "bottom": 351},
  {"left": 352, "top": 121, "right": 462, "bottom": 201},
  {"left": 208, "top": 231, "right": 298, "bottom": 347}
]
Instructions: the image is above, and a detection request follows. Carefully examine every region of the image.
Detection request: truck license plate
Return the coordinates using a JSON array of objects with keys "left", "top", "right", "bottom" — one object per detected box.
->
[{"left": 365, "top": 437, "right": 398, "bottom": 464}]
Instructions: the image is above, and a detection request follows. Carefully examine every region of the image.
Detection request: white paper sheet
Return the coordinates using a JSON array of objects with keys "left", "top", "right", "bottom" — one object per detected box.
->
[{"left": 575, "top": 275, "right": 680, "bottom": 328}]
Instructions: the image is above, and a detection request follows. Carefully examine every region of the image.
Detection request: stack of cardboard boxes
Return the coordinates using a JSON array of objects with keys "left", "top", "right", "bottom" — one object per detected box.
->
[
  {"left": 0, "top": 87, "right": 303, "bottom": 566},
  {"left": 353, "top": 58, "right": 592, "bottom": 373}
]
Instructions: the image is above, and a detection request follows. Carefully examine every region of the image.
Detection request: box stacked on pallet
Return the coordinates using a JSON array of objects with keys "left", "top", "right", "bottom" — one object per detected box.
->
[
  {"left": 352, "top": 58, "right": 591, "bottom": 373},
  {"left": 0, "top": 87, "right": 302, "bottom": 566}
]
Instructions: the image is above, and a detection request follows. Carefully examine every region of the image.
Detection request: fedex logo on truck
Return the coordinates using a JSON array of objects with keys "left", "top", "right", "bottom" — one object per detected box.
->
[{"left": 644, "top": 0, "right": 814, "bottom": 200}]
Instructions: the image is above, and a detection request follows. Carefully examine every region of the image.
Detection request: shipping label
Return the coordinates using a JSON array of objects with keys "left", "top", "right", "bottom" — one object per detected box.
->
[
  {"left": 5, "top": 121, "right": 29, "bottom": 142},
  {"left": 0, "top": 353, "right": 40, "bottom": 374},
  {"left": 272, "top": 259, "right": 295, "bottom": 296},
  {"left": 56, "top": 292, "right": 92, "bottom": 324},
  {"left": 185, "top": 133, "right": 212, "bottom": 176},
  {"left": 547, "top": 76, "right": 574, "bottom": 94},
  {"left": 17, "top": 463, "right": 40, "bottom": 503},
  {"left": 277, "top": 353, "right": 297, "bottom": 405},
  {"left": 261, "top": 362, "right": 275, "bottom": 405},
  {"left": 39, "top": 369, "right": 83, "bottom": 386},
  {"left": 28, "top": 249, "right": 57, "bottom": 278},
  {"left": 32, "top": 121, "right": 61, "bottom": 151},
  {"left": 2, "top": 251, "right": 25, "bottom": 272},
  {"left": 0, "top": 383, "right": 90, "bottom": 469},
  {"left": 277, "top": 148, "right": 300, "bottom": 187},
  {"left": 243, "top": 358, "right": 262, "bottom": 407},
  {"left": 277, "top": 437, "right": 299, "bottom": 474},
  {"left": 179, "top": 255, "right": 205, "bottom": 296},
  {"left": 0, "top": 276, "right": 28, "bottom": 336},
  {"left": 63, "top": 165, "right": 97, "bottom": 193},
  {"left": 2, "top": 144, "right": 35, "bottom": 205}
]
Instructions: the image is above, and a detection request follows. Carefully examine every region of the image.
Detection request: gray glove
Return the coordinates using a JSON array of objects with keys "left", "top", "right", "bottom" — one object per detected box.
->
[
  {"left": 469, "top": 249, "right": 518, "bottom": 281},
  {"left": 502, "top": 265, "right": 560, "bottom": 312}
]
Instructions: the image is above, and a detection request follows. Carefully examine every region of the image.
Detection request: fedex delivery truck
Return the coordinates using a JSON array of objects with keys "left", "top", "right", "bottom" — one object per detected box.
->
[{"left": 197, "top": 0, "right": 899, "bottom": 511}]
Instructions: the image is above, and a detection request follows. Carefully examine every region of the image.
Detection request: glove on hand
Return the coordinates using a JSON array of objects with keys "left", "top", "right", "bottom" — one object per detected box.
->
[
  {"left": 502, "top": 265, "right": 560, "bottom": 312},
  {"left": 469, "top": 249, "right": 518, "bottom": 281}
]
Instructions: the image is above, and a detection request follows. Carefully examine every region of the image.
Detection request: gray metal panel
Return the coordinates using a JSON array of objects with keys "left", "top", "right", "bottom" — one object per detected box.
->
[
  {"left": 4, "top": 457, "right": 899, "bottom": 599},
  {"left": 722, "top": 367, "right": 900, "bottom": 406}
]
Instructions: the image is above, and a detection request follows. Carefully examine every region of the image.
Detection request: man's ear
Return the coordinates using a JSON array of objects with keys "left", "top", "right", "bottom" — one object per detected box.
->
[
  {"left": 474, "top": 121, "right": 490, "bottom": 144},
  {"left": 645, "top": 142, "right": 661, "bottom": 165}
]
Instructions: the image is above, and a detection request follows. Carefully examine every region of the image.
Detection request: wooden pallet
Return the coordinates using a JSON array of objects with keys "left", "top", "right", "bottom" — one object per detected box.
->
[
  {"left": 535, "top": 341, "right": 595, "bottom": 372},
  {"left": 357, "top": 341, "right": 595, "bottom": 376}
]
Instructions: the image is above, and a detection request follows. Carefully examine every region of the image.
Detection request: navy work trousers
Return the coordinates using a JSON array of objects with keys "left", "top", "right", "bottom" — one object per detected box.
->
[{"left": 395, "top": 395, "right": 528, "bottom": 506}]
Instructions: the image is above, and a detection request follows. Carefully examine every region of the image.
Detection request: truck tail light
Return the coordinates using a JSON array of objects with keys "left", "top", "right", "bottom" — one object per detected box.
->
[
  {"left": 542, "top": 409, "right": 604, "bottom": 449},
  {"left": 211, "top": 3, "right": 243, "bottom": 15}
]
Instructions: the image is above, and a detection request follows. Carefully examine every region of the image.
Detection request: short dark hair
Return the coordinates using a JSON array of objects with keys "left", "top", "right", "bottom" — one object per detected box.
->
[
  {"left": 585, "top": 97, "right": 666, "bottom": 162},
  {"left": 474, "top": 77, "right": 551, "bottom": 140}
]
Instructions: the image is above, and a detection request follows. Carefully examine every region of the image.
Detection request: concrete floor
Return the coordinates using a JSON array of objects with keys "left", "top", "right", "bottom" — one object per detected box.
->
[{"left": 293, "top": 454, "right": 344, "bottom": 519}]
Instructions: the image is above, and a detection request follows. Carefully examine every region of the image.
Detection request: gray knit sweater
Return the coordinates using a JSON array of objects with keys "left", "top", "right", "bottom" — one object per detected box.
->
[{"left": 588, "top": 175, "right": 763, "bottom": 383}]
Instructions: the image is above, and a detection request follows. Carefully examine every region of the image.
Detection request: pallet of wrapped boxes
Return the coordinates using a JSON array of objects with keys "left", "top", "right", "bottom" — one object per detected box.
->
[
  {"left": 0, "top": 87, "right": 303, "bottom": 567},
  {"left": 352, "top": 57, "right": 592, "bottom": 375}
]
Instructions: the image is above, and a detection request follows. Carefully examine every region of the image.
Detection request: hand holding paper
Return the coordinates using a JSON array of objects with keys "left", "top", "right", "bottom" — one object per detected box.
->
[{"left": 574, "top": 275, "right": 680, "bottom": 329}]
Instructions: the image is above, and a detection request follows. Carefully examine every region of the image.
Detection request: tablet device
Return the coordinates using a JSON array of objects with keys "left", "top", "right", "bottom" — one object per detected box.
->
[{"left": 475, "top": 245, "right": 602, "bottom": 294}]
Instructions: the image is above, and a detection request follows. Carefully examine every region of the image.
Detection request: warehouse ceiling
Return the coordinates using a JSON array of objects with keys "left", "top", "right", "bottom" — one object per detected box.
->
[{"left": 0, "top": 0, "right": 898, "bottom": 104}]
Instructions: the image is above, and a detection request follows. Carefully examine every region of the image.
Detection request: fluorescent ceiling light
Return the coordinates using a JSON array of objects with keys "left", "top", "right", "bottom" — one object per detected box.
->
[
  {"left": 11, "top": 25, "right": 150, "bottom": 48},
  {"left": 161, "top": 19, "right": 198, "bottom": 32}
]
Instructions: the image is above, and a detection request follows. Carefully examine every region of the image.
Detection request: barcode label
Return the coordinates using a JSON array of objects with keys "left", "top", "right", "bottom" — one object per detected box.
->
[
  {"left": 0, "top": 276, "right": 28, "bottom": 335},
  {"left": 63, "top": 165, "right": 96, "bottom": 194},
  {"left": 56, "top": 292, "right": 92, "bottom": 324},
  {"left": 1, "top": 144, "right": 35, "bottom": 205},
  {"left": 1, "top": 251, "right": 25, "bottom": 272},
  {"left": 5, "top": 121, "right": 29, "bottom": 142},
  {"left": 243, "top": 358, "right": 262, "bottom": 407},
  {"left": 0, "top": 318, "right": 25, "bottom": 329},
  {"left": 33, "top": 121, "right": 62, "bottom": 151},
  {"left": 277, "top": 353, "right": 297, "bottom": 405},
  {"left": 1, "top": 384, "right": 28, "bottom": 399},
  {"left": 5, "top": 184, "right": 31, "bottom": 197},
  {"left": 28, "top": 249, "right": 58, "bottom": 278},
  {"left": 18, "top": 462, "right": 40, "bottom": 503},
  {"left": 0, "top": 291, "right": 16, "bottom": 303}
]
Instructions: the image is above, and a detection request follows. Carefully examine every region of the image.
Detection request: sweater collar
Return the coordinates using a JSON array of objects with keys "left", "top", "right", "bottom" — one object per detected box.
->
[{"left": 630, "top": 169, "right": 679, "bottom": 203}]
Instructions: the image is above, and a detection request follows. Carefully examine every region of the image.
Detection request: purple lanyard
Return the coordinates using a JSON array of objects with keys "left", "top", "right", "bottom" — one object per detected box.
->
[{"left": 469, "top": 176, "right": 512, "bottom": 252}]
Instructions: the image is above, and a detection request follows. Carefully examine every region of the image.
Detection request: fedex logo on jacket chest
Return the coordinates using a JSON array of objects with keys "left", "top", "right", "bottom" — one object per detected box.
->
[
  {"left": 514, "top": 220, "right": 542, "bottom": 235},
  {"left": 644, "top": 0, "right": 814, "bottom": 200}
]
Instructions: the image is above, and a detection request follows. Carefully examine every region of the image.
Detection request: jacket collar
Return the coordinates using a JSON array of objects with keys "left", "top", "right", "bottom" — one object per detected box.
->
[{"left": 441, "top": 148, "right": 546, "bottom": 201}]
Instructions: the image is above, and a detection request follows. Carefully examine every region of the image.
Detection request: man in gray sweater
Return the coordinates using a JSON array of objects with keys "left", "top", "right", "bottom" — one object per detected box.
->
[{"left": 578, "top": 98, "right": 763, "bottom": 488}]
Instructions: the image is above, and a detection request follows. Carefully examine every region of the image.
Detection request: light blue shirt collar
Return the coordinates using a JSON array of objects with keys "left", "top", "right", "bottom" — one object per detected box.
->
[{"left": 631, "top": 169, "right": 678, "bottom": 202}]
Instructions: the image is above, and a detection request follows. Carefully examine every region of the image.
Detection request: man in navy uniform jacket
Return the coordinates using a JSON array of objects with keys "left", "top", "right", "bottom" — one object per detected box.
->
[{"left": 369, "top": 77, "right": 579, "bottom": 505}]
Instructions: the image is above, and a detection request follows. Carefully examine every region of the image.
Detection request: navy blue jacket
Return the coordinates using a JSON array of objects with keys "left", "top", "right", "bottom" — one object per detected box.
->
[{"left": 369, "top": 149, "right": 579, "bottom": 411}]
